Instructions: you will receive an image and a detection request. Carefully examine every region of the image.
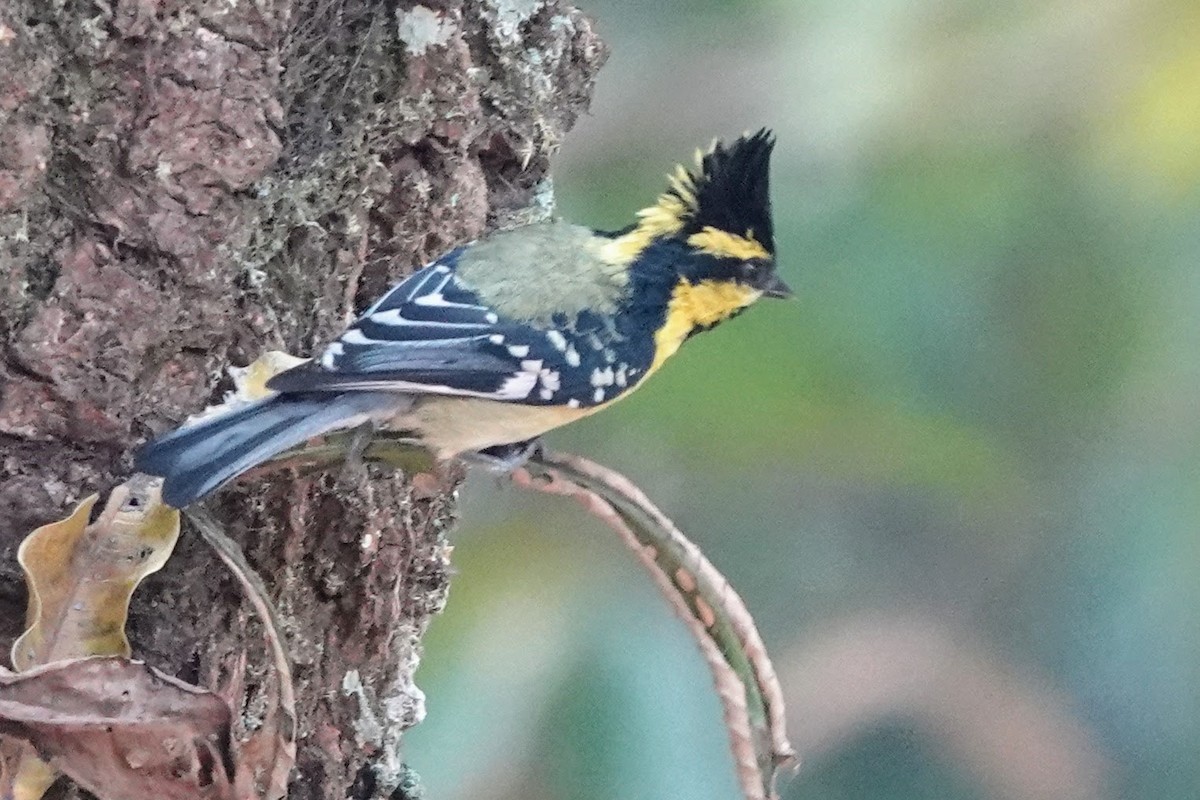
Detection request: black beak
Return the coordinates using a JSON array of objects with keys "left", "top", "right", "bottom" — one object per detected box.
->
[{"left": 758, "top": 271, "right": 793, "bottom": 299}]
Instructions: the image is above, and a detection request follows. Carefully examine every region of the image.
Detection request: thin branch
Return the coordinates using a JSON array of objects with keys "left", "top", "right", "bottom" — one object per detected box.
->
[
  {"left": 514, "top": 451, "right": 796, "bottom": 800},
  {"left": 184, "top": 506, "right": 297, "bottom": 800}
]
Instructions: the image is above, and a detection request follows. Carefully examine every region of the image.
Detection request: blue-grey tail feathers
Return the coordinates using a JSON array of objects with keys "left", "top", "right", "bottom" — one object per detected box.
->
[{"left": 135, "top": 391, "right": 403, "bottom": 508}]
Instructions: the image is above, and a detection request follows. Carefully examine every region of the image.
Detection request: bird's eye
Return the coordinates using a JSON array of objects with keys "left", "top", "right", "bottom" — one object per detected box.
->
[{"left": 737, "top": 260, "right": 762, "bottom": 281}]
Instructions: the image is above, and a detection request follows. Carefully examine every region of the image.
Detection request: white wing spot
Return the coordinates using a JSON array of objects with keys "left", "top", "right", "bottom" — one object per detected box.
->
[
  {"left": 321, "top": 342, "right": 345, "bottom": 368},
  {"left": 603, "top": 349, "right": 616, "bottom": 364},
  {"left": 489, "top": 334, "right": 505, "bottom": 345},
  {"left": 564, "top": 344, "right": 581, "bottom": 367},
  {"left": 342, "top": 328, "right": 374, "bottom": 345},
  {"left": 567, "top": 398, "right": 581, "bottom": 409},
  {"left": 546, "top": 330, "right": 567, "bottom": 351},
  {"left": 496, "top": 372, "right": 537, "bottom": 399},
  {"left": 615, "top": 365, "right": 628, "bottom": 387},
  {"left": 520, "top": 359, "right": 543, "bottom": 373},
  {"left": 539, "top": 369, "right": 560, "bottom": 391},
  {"left": 507, "top": 344, "right": 530, "bottom": 358},
  {"left": 539, "top": 388, "right": 554, "bottom": 400},
  {"left": 593, "top": 387, "right": 605, "bottom": 403},
  {"left": 485, "top": 312, "right": 499, "bottom": 324}
]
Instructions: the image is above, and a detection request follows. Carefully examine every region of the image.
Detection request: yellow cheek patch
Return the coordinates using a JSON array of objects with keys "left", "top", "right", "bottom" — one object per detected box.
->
[
  {"left": 651, "top": 279, "right": 761, "bottom": 370},
  {"left": 686, "top": 226, "right": 770, "bottom": 261}
]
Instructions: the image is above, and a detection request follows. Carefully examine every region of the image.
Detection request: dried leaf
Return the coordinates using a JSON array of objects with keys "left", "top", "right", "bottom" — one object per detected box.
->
[
  {"left": 5, "top": 477, "right": 180, "bottom": 800},
  {"left": 182, "top": 351, "right": 308, "bottom": 429},
  {"left": 3, "top": 485, "right": 295, "bottom": 800},
  {"left": 230, "top": 350, "right": 308, "bottom": 401},
  {"left": 513, "top": 451, "right": 797, "bottom": 800},
  {"left": 0, "top": 742, "right": 55, "bottom": 800},
  {"left": 0, "top": 657, "right": 235, "bottom": 800},
  {"left": 13, "top": 477, "right": 180, "bottom": 667}
]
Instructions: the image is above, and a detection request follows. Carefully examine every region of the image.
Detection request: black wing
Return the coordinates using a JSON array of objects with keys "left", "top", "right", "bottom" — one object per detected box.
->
[{"left": 266, "top": 251, "right": 655, "bottom": 407}]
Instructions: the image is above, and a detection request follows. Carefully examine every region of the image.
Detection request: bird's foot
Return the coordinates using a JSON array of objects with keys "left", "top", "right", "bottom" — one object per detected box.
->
[
  {"left": 337, "top": 421, "right": 378, "bottom": 487},
  {"left": 464, "top": 438, "right": 544, "bottom": 472}
]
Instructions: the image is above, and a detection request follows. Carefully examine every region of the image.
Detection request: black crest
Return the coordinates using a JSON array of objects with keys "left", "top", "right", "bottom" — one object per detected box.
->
[{"left": 676, "top": 129, "right": 775, "bottom": 252}]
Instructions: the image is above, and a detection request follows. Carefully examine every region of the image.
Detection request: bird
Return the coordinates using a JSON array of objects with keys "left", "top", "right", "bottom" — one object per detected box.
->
[{"left": 136, "top": 130, "right": 790, "bottom": 508}]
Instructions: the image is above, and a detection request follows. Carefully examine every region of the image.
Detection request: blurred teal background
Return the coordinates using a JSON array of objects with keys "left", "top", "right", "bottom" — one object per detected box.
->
[{"left": 406, "top": 1, "right": 1200, "bottom": 798}]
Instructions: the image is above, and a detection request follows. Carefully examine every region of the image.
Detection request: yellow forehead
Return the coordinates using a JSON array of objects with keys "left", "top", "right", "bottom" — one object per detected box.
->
[{"left": 686, "top": 226, "right": 770, "bottom": 261}]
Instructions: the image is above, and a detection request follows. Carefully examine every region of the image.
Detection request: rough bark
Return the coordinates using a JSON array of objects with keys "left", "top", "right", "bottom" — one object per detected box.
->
[{"left": 0, "top": 1, "right": 605, "bottom": 797}]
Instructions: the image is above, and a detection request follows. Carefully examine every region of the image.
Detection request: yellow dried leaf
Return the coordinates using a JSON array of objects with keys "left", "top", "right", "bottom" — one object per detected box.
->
[
  {"left": 4, "top": 751, "right": 54, "bottom": 800},
  {"left": 230, "top": 350, "right": 308, "bottom": 401},
  {"left": 179, "top": 350, "right": 308, "bottom": 427},
  {"left": 13, "top": 479, "right": 179, "bottom": 667}
]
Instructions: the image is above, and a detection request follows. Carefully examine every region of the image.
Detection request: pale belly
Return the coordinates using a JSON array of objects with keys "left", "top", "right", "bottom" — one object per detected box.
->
[{"left": 393, "top": 396, "right": 604, "bottom": 458}]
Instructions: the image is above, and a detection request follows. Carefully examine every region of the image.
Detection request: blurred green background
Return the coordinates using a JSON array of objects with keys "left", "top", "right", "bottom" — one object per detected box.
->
[{"left": 406, "top": 1, "right": 1200, "bottom": 798}]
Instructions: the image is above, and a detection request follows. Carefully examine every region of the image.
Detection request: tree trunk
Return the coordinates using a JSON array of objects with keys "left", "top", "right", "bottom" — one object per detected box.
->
[{"left": 0, "top": 1, "right": 605, "bottom": 797}]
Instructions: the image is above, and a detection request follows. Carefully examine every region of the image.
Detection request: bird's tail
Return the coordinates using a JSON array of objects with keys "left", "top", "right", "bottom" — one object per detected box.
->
[{"left": 135, "top": 391, "right": 403, "bottom": 508}]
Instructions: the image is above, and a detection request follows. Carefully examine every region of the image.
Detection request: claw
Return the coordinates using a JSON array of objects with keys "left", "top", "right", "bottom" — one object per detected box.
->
[{"left": 462, "top": 438, "right": 544, "bottom": 472}]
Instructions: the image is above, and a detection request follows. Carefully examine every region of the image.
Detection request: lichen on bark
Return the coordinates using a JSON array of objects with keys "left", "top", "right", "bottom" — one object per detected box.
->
[{"left": 0, "top": 0, "right": 606, "bottom": 797}]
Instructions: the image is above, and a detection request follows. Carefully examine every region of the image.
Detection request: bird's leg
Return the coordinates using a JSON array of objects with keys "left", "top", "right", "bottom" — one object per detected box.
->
[
  {"left": 337, "top": 420, "right": 378, "bottom": 485},
  {"left": 464, "top": 437, "right": 545, "bottom": 472}
]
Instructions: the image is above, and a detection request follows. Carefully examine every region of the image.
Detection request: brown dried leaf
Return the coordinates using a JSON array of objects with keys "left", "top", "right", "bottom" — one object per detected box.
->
[{"left": 0, "top": 657, "right": 235, "bottom": 800}]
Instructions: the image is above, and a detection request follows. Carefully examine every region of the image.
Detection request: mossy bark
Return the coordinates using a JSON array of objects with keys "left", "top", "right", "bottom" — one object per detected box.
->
[{"left": 0, "top": 1, "right": 605, "bottom": 797}]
